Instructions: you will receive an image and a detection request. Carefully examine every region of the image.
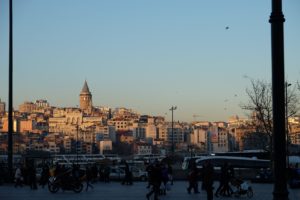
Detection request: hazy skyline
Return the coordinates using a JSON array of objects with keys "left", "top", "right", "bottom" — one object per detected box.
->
[{"left": 0, "top": 0, "right": 300, "bottom": 122}]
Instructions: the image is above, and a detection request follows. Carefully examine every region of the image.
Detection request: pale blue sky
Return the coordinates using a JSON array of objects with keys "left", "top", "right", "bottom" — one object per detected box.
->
[{"left": 0, "top": 0, "right": 300, "bottom": 122}]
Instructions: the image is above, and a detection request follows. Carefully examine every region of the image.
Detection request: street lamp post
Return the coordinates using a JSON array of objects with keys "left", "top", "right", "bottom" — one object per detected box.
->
[
  {"left": 285, "top": 82, "right": 291, "bottom": 167},
  {"left": 7, "top": 0, "right": 14, "bottom": 181},
  {"left": 269, "top": 0, "right": 289, "bottom": 199},
  {"left": 169, "top": 106, "right": 177, "bottom": 156}
]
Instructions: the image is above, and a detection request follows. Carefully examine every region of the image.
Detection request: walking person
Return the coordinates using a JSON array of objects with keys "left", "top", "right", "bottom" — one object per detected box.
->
[
  {"left": 103, "top": 165, "right": 110, "bottom": 183},
  {"left": 99, "top": 165, "right": 105, "bottom": 182},
  {"left": 160, "top": 164, "right": 169, "bottom": 195},
  {"left": 167, "top": 163, "right": 174, "bottom": 185},
  {"left": 226, "top": 163, "right": 234, "bottom": 196},
  {"left": 146, "top": 162, "right": 154, "bottom": 188},
  {"left": 91, "top": 163, "right": 98, "bottom": 183},
  {"left": 202, "top": 160, "right": 214, "bottom": 200},
  {"left": 39, "top": 164, "right": 49, "bottom": 188},
  {"left": 85, "top": 166, "right": 94, "bottom": 191},
  {"left": 146, "top": 162, "right": 162, "bottom": 200},
  {"left": 187, "top": 162, "right": 199, "bottom": 194},
  {"left": 215, "top": 162, "right": 228, "bottom": 197},
  {"left": 28, "top": 164, "right": 37, "bottom": 190},
  {"left": 14, "top": 165, "right": 23, "bottom": 188},
  {"left": 122, "top": 161, "right": 132, "bottom": 185}
]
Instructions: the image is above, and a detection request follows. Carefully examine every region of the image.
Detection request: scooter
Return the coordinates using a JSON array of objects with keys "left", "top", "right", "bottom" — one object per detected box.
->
[{"left": 48, "top": 175, "right": 83, "bottom": 193}]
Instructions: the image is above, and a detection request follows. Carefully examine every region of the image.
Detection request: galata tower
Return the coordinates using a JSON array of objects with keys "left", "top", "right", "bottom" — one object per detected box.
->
[{"left": 79, "top": 80, "right": 93, "bottom": 113}]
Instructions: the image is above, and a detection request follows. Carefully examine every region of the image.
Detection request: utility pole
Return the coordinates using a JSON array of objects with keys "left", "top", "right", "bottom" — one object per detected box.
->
[{"left": 169, "top": 106, "right": 177, "bottom": 156}]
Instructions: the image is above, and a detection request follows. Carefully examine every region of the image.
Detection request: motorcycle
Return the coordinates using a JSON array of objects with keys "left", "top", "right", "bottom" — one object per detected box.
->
[{"left": 48, "top": 175, "right": 83, "bottom": 193}]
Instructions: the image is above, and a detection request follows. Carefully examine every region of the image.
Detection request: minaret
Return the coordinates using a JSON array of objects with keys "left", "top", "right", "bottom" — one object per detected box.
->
[{"left": 79, "top": 80, "right": 93, "bottom": 113}]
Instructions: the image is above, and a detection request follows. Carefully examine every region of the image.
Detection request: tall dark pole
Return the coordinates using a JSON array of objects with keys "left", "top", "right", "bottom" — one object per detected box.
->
[
  {"left": 269, "top": 0, "right": 289, "bottom": 199},
  {"left": 8, "top": 0, "right": 14, "bottom": 181},
  {"left": 172, "top": 108, "right": 174, "bottom": 155},
  {"left": 76, "top": 124, "right": 79, "bottom": 165},
  {"left": 285, "top": 82, "right": 291, "bottom": 167},
  {"left": 169, "top": 106, "right": 176, "bottom": 155}
]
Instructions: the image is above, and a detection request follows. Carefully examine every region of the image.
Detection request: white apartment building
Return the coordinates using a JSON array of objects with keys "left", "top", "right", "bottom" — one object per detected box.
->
[
  {"left": 167, "top": 126, "right": 184, "bottom": 144},
  {"left": 191, "top": 128, "right": 206, "bottom": 149},
  {"left": 66, "top": 110, "right": 83, "bottom": 125},
  {"left": 132, "top": 122, "right": 146, "bottom": 139},
  {"left": 48, "top": 117, "right": 68, "bottom": 133},
  {"left": 81, "top": 129, "right": 96, "bottom": 143},
  {"left": 146, "top": 118, "right": 157, "bottom": 140},
  {"left": 208, "top": 126, "right": 229, "bottom": 153},
  {"left": 157, "top": 124, "right": 168, "bottom": 141},
  {"left": 228, "top": 115, "right": 250, "bottom": 128},
  {"left": 114, "top": 120, "right": 130, "bottom": 131},
  {"left": 134, "top": 143, "right": 152, "bottom": 155},
  {"left": 82, "top": 116, "right": 102, "bottom": 124},
  {"left": 47, "top": 141, "right": 60, "bottom": 153},
  {"left": 53, "top": 108, "right": 67, "bottom": 118},
  {"left": 95, "top": 125, "right": 116, "bottom": 142},
  {"left": 99, "top": 140, "right": 112, "bottom": 154},
  {"left": 63, "top": 137, "right": 72, "bottom": 153},
  {"left": 0, "top": 99, "right": 5, "bottom": 114},
  {"left": 35, "top": 99, "right": 50, "bottom": 108}
]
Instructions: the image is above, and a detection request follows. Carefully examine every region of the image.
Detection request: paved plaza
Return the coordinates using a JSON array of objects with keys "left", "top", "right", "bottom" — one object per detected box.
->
[{"left": 0, "top": 181, "right": 299, "bottom": 200}]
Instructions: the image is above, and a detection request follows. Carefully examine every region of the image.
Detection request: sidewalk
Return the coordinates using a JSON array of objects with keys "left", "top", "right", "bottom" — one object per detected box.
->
[{"left": 0, "top": 181, "right": 299, "bottom": 200}]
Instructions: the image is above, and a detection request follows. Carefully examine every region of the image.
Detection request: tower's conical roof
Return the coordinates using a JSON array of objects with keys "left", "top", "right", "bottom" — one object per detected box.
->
[{"left": 81, "top": 80, "right": 91, "bottom": 94}]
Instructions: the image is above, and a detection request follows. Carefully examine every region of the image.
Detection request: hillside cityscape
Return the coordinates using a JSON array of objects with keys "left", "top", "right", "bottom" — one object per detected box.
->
[{"left": 0, "top": 80, "right": 300, "bottom": 157}]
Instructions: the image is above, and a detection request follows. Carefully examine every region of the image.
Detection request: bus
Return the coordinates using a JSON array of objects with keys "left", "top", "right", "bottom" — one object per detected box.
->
[
  {"left": 53, "top": 154, "right": 106, "bottom": 166},
  {"left": 182, "top": 156, "right": 270, "bottom": 171},
  {"left": 194, "top": 156, "right": 270, "bottom": 169},
  {"left": 214, "top": 150, "right": 270, "bottom": 159},
  {"left": 133, "top": 154, "right": 165, "bottom": 163},
  {"left": 182, "top": 156, "right": 206, "bottom": 170},
  {"left": 184, "top": 156, "right": 271, "bottom": 180}
]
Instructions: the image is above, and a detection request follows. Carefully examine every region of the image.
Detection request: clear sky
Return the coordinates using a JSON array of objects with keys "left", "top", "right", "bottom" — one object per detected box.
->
[{"left": 0, "top": 0, "right": 300, "bottom": 122}]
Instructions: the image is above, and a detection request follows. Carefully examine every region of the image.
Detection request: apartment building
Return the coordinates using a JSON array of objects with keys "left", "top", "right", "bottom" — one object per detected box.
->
[
  {"left": 0, "top": 99, "right": 5, "bottom": 115},
  {"left": 99, "top": 139, "right": 112, "bottom": 154}
]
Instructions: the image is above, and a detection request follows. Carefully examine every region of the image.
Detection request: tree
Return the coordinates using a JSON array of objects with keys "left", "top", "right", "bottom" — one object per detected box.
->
[
  {"left": 241, "top": 79, "right": 300, "bottom": 154},
  {"left": 242, "top": 131, "right": 269, "bottom": 151}
]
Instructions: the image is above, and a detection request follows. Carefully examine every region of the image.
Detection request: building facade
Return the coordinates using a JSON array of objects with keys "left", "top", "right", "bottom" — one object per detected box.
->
[{"left": 0, "top": 99, "right": 5, "bottom": 115}]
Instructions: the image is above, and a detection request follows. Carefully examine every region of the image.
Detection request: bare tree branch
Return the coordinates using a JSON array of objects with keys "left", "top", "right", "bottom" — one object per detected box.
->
[{"left": 241, "top": 79, "right": 300, "bottom": 153}]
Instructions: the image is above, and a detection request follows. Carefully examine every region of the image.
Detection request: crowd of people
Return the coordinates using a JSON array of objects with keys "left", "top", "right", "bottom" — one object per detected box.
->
[
  {"left": 185, "top": 160, "right": 253, "bottom": 200},
  {"left": 186, "top": 160, "right": 215, "bottom": 200},
  {"left": 1, "top": 158, "right": 266, "bottom": 200},
  {"left": 13, "top": 162, "right": 108, "bottom": 191},
  {"left": 8, "top": 159, "right": 215, "bottom": 200},
  {"left": 214, "top": 162, "right": 235, "bottom": 197},
  {"left": 145, "top": 161, "right": 173, "bottom": 200}
]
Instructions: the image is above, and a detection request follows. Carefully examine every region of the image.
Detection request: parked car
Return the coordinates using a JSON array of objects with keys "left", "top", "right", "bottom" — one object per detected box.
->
[
  {"left": 118, "top": 165, "right": 148, "bottom": 181},
  {"left": 109, "top": 166, "right": 125, "bottom": 181}
]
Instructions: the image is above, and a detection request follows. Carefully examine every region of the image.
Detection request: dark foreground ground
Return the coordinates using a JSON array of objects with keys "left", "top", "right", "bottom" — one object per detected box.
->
[{"left": 0, "top": 181, "right": 300, "bottom": 200}]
